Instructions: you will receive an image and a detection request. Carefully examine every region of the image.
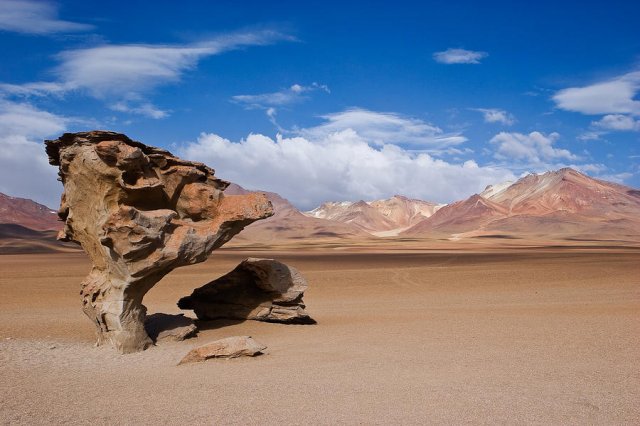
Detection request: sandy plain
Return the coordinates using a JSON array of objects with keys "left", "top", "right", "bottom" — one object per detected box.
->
[{"left": 1, "top": 246, "right": 639, "bottom": 425}]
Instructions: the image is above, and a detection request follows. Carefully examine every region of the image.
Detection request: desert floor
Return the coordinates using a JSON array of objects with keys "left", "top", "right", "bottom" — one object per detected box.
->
[{"left": 1, "top": 247, "right": 639, "bottom": 425}]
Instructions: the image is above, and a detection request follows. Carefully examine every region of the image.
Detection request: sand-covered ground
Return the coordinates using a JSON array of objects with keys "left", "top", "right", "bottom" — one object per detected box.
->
[{"left": 1, "top": 248, "right": 639, "bottom": 424}]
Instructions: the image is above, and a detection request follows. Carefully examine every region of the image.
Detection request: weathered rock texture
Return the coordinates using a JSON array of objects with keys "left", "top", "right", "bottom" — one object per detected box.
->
[
  {"left": 179, "top": 336, "right": 266, "bottom": 364},
  {"left": 144, "top": 313, "right": 198, "bottom": 343},
  {"left": 178, "top": 258, "right": 314, "bottom": 324},
  {"left": 45, "top": 131, "right": 273, "bottom": 353}
]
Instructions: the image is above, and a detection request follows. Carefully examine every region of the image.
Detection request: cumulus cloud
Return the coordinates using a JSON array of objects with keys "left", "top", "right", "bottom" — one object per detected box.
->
[
  {"left": 472, "top": 108, "right": 515, "bottom": 125},
  {"left": 0, "top": 0, "right": 93, "bottom": 35},
  {"left": 0, "top": 100, "right": 65, "bottom": 207},
  {"left": 177, "top": 128, "right": 514, "bottom": 209},
  {"left": 592, "top": 114, "right": 640, "bottom": 131},
  {"left": 552, "top": 71, "right": 640, "bottom": 116},
  {"left": 491, "top": 131, "right": 579, "bottom": 165},
  {"left": 433, "top": 48, "right": 487, "bottom": 64},
  {"left": 299, "top": 108, "right": 467, "bottom": 149},
  {"left": 232, "top": 83, "right": 329, "bottom": 129}
]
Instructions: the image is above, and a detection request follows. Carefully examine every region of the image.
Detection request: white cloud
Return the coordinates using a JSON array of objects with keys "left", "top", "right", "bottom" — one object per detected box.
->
[
  {"left": 577, "top": 131, "right": 605, "bottom": 141},
  {"left": 0, "top": 100, "right": 65, "bottom": 207},
  {"left": 0, "top": 81, "right": 71, "bottom": 97},
  {"left": 299, "top": 108, "right": 467, "bottom": 148},
  {"left": 597, "top": 172, "right": 634, "bottom": 184},
  {"left": 54, "top": 30, "right": 288, "bottom": 99},
  {"left": 0, "top": 29, "right": 291, "bottom": 117},
  {"left": 552, "top": 71, "right": 640, "bottom": 116},
  {"left": 491, "top": 131, "right": 579, "bottom": 164},
  {"left": 0, "top": 100, "right": 67, "bottom": 137},
  {"left": 232, "top": 82, "right": 329, "bottom": 108},
  {"left": 472, "top": 108, "right": 515, "bottom": 125},
  {"left": 0, "top": 0, "right": 93, "bottom": 35},
  {"left": 433, "top": 48, "right": 487, "bottom": 64},
  {"left": 592, "top": 114, "right": 640, "bottom": 131},
  {"left": 110, "top": 101, "right": 169, "bottom": 119},
  {"left": 177, "top": 128, "right": 514, "bottom": 209},
  {"left": 232, "top": 83, "right": 329, "bottom": 129}
]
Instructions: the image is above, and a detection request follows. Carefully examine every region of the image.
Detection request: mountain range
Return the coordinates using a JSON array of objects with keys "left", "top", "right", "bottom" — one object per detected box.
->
[{"left": 1, "top": 168, "right": 639, "bottom": 252}]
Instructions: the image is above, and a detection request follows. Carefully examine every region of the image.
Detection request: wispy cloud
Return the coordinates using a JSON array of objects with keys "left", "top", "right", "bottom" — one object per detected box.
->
[
  {"left": 433, "top": 48, "right": 487, "bottom": 64},
  {"left": 232, "top": 83, "right": 329, "bottom": 129},
  {"left": 54, "top": 30, "right": 289, "bottom": 99},
  {"left": 577, "top": 131, "right": 605, "bottom": 141},
  {"left": 110, "top": 102, "right": 169, "bottom": 119},
  {"left": 471, "top": 108, "right": 515, "bottom": 125},
  {"left": 0, "top": 0, "right": 93, "bottom": 35},
  {"left": 232, "top": 83, "right": 329, "bottom": 108},
  {"left": 552, "top": 71, "right": 640, "bottom": 116},
  {"left": 491, "top": 131, "right": 579, "bottom": 165},
  {"left": 300, "top": 108, "right": 467, "bottom": 148},
  {"left": 0, "top": 29, "right": 292, "bottom": 118}
]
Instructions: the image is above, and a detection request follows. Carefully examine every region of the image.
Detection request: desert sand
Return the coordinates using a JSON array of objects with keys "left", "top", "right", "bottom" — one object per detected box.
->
[{"left": 1, "top": 247, "right": 639, "bottom": 424}]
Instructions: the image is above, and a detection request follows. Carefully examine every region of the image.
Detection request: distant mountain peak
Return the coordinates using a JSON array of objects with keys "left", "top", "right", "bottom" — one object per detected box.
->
[
  {"left": 403, "top": 167, "right": 640, "bottom": 241},
  {"left": 0, "top": 192, "right": 61, "bottom": 231}
]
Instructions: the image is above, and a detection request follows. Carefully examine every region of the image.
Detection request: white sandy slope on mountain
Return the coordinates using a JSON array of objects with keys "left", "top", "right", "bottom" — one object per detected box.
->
[
  {"left": 305, "top": 195, "right": 444, "bottom": 235},
  {"left": 479, "top": 180, "right": 513, "bottom": 199}
]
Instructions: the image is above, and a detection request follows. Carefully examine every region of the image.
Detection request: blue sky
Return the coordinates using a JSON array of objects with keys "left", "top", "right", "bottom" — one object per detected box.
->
[{"left": 0, "top": 0, "right": 639, "bottom": 209}]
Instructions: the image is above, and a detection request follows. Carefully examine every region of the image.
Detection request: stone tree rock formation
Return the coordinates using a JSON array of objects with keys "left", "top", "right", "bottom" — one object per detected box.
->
[
  {"left": 45, "top": 131, "right": 273, "bottom": 353},
  {"left": 178, "top": 258, "right": 314, "bottom": 324}
]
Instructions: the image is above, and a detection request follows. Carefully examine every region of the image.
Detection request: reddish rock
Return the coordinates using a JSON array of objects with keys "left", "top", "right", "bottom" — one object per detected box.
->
[{"left": 178, "top": 336, "right": 266, "bottom": 364}]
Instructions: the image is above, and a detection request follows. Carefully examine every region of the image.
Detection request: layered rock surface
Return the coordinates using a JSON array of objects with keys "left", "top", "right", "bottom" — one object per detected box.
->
[
  {"left": 45, "top": 131, "right": 273, "bottom": 353},
  {"left": 178, "top": 258, "right": 314, "bottom": 324},
  {"left": 179, "top": 336, "right": 266, "bottom": 364}
]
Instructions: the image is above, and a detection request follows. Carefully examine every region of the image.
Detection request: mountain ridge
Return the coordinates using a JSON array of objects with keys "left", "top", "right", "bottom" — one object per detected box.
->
[{"left": 2, "top": 168, "right": 639, "bottom": 247}]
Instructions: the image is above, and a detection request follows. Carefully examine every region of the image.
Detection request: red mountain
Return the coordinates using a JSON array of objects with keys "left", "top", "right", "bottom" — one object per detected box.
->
[
  {"left": 0, "top": 192, "right": 61, "bottom": 231},
  {"left": 403, "top": 168, "right": 640, "bottom": 241}
]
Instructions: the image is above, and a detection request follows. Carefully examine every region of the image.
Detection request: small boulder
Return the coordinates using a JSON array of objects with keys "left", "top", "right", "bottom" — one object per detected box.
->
[
  {"left": 178, "top": 336, "right": 266, "bottom": 364},
  {"left": 145, "top": 313, "right": 197, "bottom": 342}
]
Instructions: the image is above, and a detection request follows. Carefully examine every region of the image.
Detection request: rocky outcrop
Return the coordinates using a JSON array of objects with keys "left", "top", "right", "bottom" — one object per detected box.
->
[
  {"left": 178, "top": 258, "right": 314, "bottom": 324},
  {"left": 45, "top": 131, "right": 273, "bottom": 353},
  {"left": 179, "top": 336, "right": 266, "bottom": 364}
]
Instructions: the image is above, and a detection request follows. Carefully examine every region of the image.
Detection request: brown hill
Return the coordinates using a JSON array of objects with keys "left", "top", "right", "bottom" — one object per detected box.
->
[
  {"left": 224, "top": 184, "right": 367, "bottom": 243},
  {"left": 403, "top": 168, "right": 640, "bottom": 242},
  {"left": 0, "top": 192, "right": 61, "bottom": 231},
  {"left": 404, "top": 194, "right": 509, "bottom": 236}
]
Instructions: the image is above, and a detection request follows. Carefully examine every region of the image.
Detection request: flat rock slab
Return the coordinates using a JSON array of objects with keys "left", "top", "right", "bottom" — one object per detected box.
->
[
  {"left": 178, "top": 336, "right": 266, "bottom": 365},
  {"left": 145, "top": 313, "right": 198, "bottom": 343}
]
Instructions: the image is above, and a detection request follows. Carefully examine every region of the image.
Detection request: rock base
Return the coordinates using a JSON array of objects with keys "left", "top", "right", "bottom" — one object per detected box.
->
[{"left": 178, "top": 258, "right": 315, "bottom": 324}]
